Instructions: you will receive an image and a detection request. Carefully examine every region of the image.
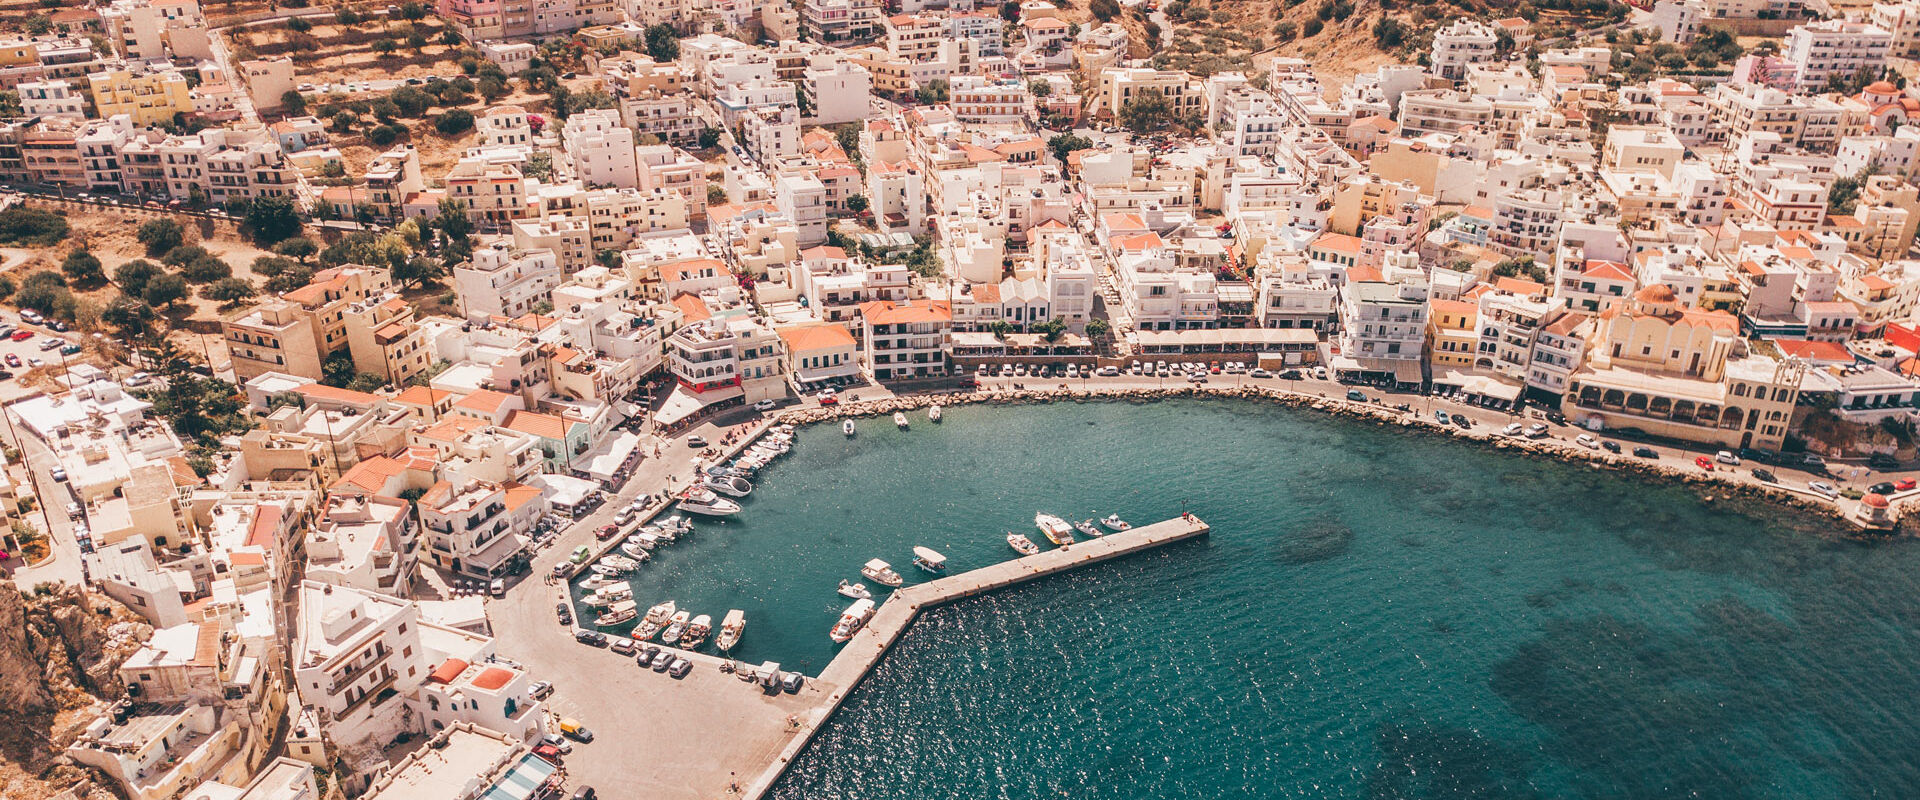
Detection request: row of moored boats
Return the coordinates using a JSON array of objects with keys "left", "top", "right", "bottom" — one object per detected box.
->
[
  {"left": 678, "top": 425, "right": 798, "bottom": 515},
  {"left": 589, "top": 596, "right": 749, "bottom": 653},
  {"left": 1008, "top": 512, "right": 1130, "bottom": 554},
  {"left": 842, "top": 404, "right": 942, "bottom": 437}
]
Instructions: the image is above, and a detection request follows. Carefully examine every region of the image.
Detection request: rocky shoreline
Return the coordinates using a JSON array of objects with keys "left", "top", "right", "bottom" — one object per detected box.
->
[{"left": 778, "top": 385, "right": 1899, "bottom": 537}]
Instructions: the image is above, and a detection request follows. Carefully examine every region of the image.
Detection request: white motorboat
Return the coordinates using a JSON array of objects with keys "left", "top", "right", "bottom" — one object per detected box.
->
[
  {"left": 626, "top": 531, "right": 664, "bottom": 550},
  {"left": 595, "top": 600, "right": 638, "bottom": 627},
  {"left": 599, "top": 555, "right": 639, "bottom": 572},
  {"left": 661, "top": 515, "right": 692, "bottom": 533},
  {"left": 1007, "top": 531, "right": 1040, "bottom": 555},
  {"left": 717, "top": 609, "right": 745, "bottom": 652},
  {"left": 620, "top": 540, "right": 655, "bottom": 560},
  {"left": 677, "top": 488, "right": 742, "bottom": 516},
  {"left": 661, "top": 610, "right": 691, "bottom": 644},
  {"left": 861, "top": 558, "right": 904, "bottom": 587},
  {"left": 928, "top": 404, "right": 942, "bottom": 422},
  {"left": 1100, "top": 514, "right": 1132, "bottom": 532},
  {"left": 829, "top": 598, "right": 876, "bottom": 643},
  {"left": 590, "top": 563, "right": 624, "bottom": 577},
  {"left": 579, "top": 573, "right": 621, "bottom": 591},
  {"left": 893, "top": 412, "right": 910, "bottom": 429},
  {"left": 1035, "top": 513, "right": 1075, "bottom": 546},
  {"left": 837, "top": 579, "right": 872, "bottom": 600},
  {"left": 1074, "top": 519, "right": 1103, "bottom": 538},
  {"left": 681, "top": 614, "right": 713, "bottom": 649},
  {"left": 843, "top": 419, "right": 856, "bottom": 436},
  {"left": 704, "top": 474, "right": 753, "bottom": 497},
  {"left": 633, "top": 600, "right": 675, "bottom": 641},
  {"left": 581, "top": 585, "right": 633, "bottom": 608},
  {"left": 911, "top": 546, "right": 948, "bottom": 573}
]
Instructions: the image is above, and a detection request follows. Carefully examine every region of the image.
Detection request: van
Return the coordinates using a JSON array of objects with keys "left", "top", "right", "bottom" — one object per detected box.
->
[{"left": 558, "top": 718, "right": 593, "bottom": 742}]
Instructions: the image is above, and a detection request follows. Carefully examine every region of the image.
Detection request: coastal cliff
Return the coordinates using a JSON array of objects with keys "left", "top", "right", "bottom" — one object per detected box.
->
[{"left": 0, "top": 582, "right": 152, "bottom": 800}]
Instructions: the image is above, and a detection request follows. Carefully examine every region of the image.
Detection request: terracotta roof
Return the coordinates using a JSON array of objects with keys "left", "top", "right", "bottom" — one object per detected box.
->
[
  {"left": 471, "top": 667, "right": 515, "bottom": 690},
  {"left": 455, "top": 389, "right": 514, "bottom": 414},
  {"left": 332, "top": 456, "right": 406, "bottom": 493},
  {"left": 418, "top": 415, "right": 490, "bottom": 442},
  {"left": 429, "top": 658, "right": 469, "bottom": 684},
  {"left": 800, "top": 245, "right": 847, "bottom": 261},
  {"left": 1430, "top": 298, "right": 1478, "bottom": 315},
  {"left": 502, "top": 409, "right": 569, "bottom": 440},
  {"left": 1114, "top": 232, "right": 1164, "bottom": 251},
  {"left": 394, "top": 385, "right": 452, "bottom": 406},
  {"left": 860, "top": 299, "right": 952, "bottom": 325},
  {"left": 972, "top": 283, "right": 1002, "bottom": 304},
  {"left": 245, "top": 506, "right": 282, "bottom": 550},
  {"left": 1634, "top": 284, "right": 1678, "bottom": 304},
  {"left": 1542, "top": 311, "right": 1590, "bottom": 336},
  {"left": 672, "top": 293, "right": 711, "bottom": 323},
  {"left": 1102, "top": 212, "right": 1146, "bottom": 231},
  {"left": 1775, "top": 339, "right": 1854, "bottom": 362},
  {"left": 502, "top": 481, "right": 545, "bottom": 512},
  {"left": 1582, "top": 260, "right": 1635, "bottom": 282},
  {"left": 1312, "top": 232, "right": 1364, "bottom": 254},
  {"left": 1495, "top": 277, "right": 1545, "bottom": 296},
  {"left": 777, "top": 323, "right": 857, "bottom": 353}
]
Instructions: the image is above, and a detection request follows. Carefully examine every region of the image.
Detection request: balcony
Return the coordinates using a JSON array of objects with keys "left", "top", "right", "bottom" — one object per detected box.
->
[{"left": 327, "top": 644, "right": 392, "bottom": 695}]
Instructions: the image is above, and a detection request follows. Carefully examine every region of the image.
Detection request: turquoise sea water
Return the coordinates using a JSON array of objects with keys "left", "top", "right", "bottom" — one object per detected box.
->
[{"left": 586, "top": 399, "right": 1920, "bottom": 798}]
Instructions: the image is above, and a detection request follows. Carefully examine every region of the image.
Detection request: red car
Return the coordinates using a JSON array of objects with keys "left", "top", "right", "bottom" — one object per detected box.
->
[
  {"left": 3, "top": 354, "right": 19, "bottom": 368},
  {"left": 595, "top": 524, "right": 619, "bottom": 540},
  {"left": 9, "top": 330, "right": 32, "bottom": 342},
  {"left": 1897, "top": 478, "right": 1917, "bottom": 492},
  {"left": 818, "top": 394, "right": 839, "bottom": 406},
  {"left": 1694, "top": 456, "right": 1714, "bottom": 471}
]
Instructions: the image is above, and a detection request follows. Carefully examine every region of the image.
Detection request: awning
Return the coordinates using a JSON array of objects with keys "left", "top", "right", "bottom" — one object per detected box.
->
[
  {"left": 653, "top": 384, "right": 744, "bottom": 427},
  {"left": 579, "top": 432, "right": 643, "bottom": 482},
  {"left": 614, "top": 401, "right": 644, "bottom": 419},
  {"left": 480, "top": 753, "right": 559, "bottom": 800},
  {"left": 1435, "top": 369, "right": 1523, "bottom": 401}
]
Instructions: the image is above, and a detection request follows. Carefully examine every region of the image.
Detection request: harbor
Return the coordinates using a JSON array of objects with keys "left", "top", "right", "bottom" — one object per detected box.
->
[{"left": 747, "top": 514, "right": 1213, "bottom": 800}]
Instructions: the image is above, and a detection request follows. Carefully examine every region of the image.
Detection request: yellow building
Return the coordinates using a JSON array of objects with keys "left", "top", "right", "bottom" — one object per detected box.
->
[
  {"left": 87, "top": 67, "right": 193, "bottom": 127},
  {"left": 1427, "top": 297, "right": 1480, "bottom": 368},
  {"left": 1562, "top": 284, "right": 1804, "bottom": 450}
]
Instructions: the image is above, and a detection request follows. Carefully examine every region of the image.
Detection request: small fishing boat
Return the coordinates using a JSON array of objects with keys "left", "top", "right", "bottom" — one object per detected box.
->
[
  {"left": 581, "top": 585, "right": 633, "bottom": 608},
  {"left": 1075, "top": 519, "right": 1104, "bottom": 538},
  {"left": 717, "top": 609, "right": 745, "bottom": 652},
  {"left": 1007, "top": 531, "right": 1040, "bottom": 555},
  {"left": 633, "top": 600, "right": 676, "bottom": 641},
  {"left": 620, "top": 540, "right": 655, "bottom": 560},
  {"left": 861, "top": 558, "right": 904, "bottom": 587},
  {"left": 579, "top": 573, "right": 621, "bottom": 591},
  {"left": 1099, "top": 514, "right": 1132, "bottom": 532},
  {"left": 677, "top": 487, "right": 742, "bottom": 516},
  {"left": 911, "top": 546, "right": 947, "bottom": 573},
  {"left": 843, "top": 419, "right": 856, "bottom": 436},
  {"left": 829, "top": 598, "right": 876, "bottom": 643},
  {"left": 660, "top": 515, "right": 693, "bottom": 535},
  {"left": 681, "top": 614, "right": 713, "bottom": 649},
  {"left": 893, "top": 412, "right": 909, "bottom": 429},
  {"left": 704, "top": 473, "right": 754, "bottom": 497},
  {"left": 595, "top": 600, "right": 638, "bottom": 627},
  {"left": 928, "top": 404, "right": 942, "bottom": 423},
  {"left": 626, "top": 531, "right": 664, "bottom": 550},
  {"left": 599, "top": 555, "right": 639, "bottom": 572},
  {"left": 661, "top": 610, "right": 691, "bottom": 644},
  {"left": 1035, "top": 513, "right": 1075, "bottom": 546},
  {"left": 837, "top": 579, "right": 872, "bottom": 600}
]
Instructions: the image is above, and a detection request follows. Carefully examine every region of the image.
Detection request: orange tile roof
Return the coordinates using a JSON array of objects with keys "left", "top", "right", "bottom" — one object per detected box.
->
[
  {"left": 1495, "top": 277, "right": 1546, "bottom": 296},
  {"left": 471, "top": 667, "right": 515, "bottom": 690},
  {"left": 860, "top": 299, "right": 953, "bottom": 325},
  {"left": 245, "top": 506, "right": 282, "bottom": 550},
  {"left": 455, "top": 389, "right": 514, "bottom": 414},
  {"left": 502, "top": 481, "right": 545, "bottom": 512},
  {"left": 672, "top": 293, "right": 712, "bottom": 322},
  {"left": 502, "top": 409, "right": 569, "bottom": 440},
  {"left": 1114, "top": 232, "right": 1164, "bottom": 251},
  {"left": 776, "top": 323, "right": 857, "bottom": 353},
  {"left": 332, "top": 456, "right": 406, "bottom": 493},
  {"left": 1582, "top": 260, "right": 1635, "bottom": 282},
  {"left": 801, "top": 245, "right": 847, "bottom": 260},
  {"left": 394, "top": 385, "right": 452, "bottom": 406},
  {"left": 972, "top": 283, "right": 1002, "bottom": 304},
  {"left": 418, "top": 415, "right": 490, "bottom": 442},
  {"left": 1313, "top": 232, "right": 1364, "bottom": 253}
]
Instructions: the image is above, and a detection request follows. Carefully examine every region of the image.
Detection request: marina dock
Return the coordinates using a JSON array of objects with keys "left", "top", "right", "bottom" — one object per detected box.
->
[{"left": 741, "top": 514, "right": 1211, "bottom": 799}]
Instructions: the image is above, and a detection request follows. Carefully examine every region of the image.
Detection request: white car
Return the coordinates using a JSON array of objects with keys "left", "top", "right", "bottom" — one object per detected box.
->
[
  {"left": 1065, "top": 365, "right": 1079, "bottom": 378},
  {"left": 1715, "top": 450, "right": 1741, "bottom": 465},
  {"left": 1248, "top": 368, "right": 1273, "bottom": 378},
  {"left": 1312, "top": 366, "right": 1328, "bottom": 379},
  {"left": 753, "top": 399, "right": 777, "bottom": 411},
  {"left": 126, "top": 371, "right": 152, "bottom": 387},
  {"left": 1575, "top": 434, "right": 1600, "bottom": 449},
  {"left": 1808, "top": 481, "right": 1839, "bottom": 499},
  {"left": 1502, "top": 423, "right": 1524, "bottom": 437}
]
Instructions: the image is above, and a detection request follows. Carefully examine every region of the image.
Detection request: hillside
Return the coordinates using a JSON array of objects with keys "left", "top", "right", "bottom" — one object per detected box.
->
[{"left": 0, "top": 583, "right": 152, "bottom": 800}]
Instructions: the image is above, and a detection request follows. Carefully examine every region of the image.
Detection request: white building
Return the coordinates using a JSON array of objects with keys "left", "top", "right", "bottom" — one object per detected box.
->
[
  {"left": 454, "top": 243, "right": 565, "bottom": 321},
  {"left": 1430, "top": 19, "right": 1500, "bottom": 81},
  {"left": 562, "top": 108, "right": 639, "bottom": 190},
  {"left": 1783, "top": 20, "right": 1893, "bottom": 93}
]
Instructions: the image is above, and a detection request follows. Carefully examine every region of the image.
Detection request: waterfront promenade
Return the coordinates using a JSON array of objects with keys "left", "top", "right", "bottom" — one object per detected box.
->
[{"left": 741, "top": 514, "right": 1212, "bottom": 799}]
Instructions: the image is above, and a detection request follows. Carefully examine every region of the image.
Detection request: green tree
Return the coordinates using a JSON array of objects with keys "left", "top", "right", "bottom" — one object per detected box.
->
[
  {"left": 389, "top": 86, "right": 433, "bottom": 117},
  {"left": 115, "top": 260, "right": 163, "bottom": 297},
  {"left": 281, "top": 90, "right": 306, "bottom": 115},
  {"left": 434, "top": 109, "right": 475, "bottom": 135},
  {"left": 707, "top": 185, "right": 728, "bottom": 207},
  {"left": 400, "top": 0, "right": 429, "bottom": 20},
  {"left": 1048, "top": 133, "right": 1093, "bottom": 163},
  {"left": 0, "top": 207, "right": 69, "bottom": 246},
  {"left": 1086, "top": 318, "right": 1110, "bottom": 339},
  {"left": 143, "top": 273, "right": 189, "bottom": 310},
  {"left": 1034, "top": 316, "right": 1067, "bottom": 342},
  {"left": 61, "top": 249, "right": 104, "bottom": 287},
  {"left": 372, "top": 38, "right": 398, "bottom": 56},
  {"left": 251, "top": 255, "right": 297, "bottom": 278},
  {"left": 348, "top": 373, "right": 389, "bottom": 393},
  {"left": 645, "top": 24, "right": 682, "bottom": 62},
  {"left": 245, "top": 195, "right": 303, "bottom": 245},
  {"left": 272, "top": 236, "right": 317, "bottom": 263},
  {"left": 847, "top": 194, "right": 868, "bottom": 214},
  {"left": 179, "top": 254, "right": 232, "bottom": 284},
  {"left": 1121, "top": 88, "right": 1172, "bottom": 133},
  {"left": 698, "top": 127, "right": 722, "bottom": 149},
  {"left": 266, "top": 264, "right": 314, "bottom": 293},
  {"left": 201, "top": 277, "right": 257, "bottom": 305},
  {"left": 914, "top": 79, "right": 950, "bottom": 105},
  {"left": 137, "top": 218, "right": 185, "bottom": 256}
]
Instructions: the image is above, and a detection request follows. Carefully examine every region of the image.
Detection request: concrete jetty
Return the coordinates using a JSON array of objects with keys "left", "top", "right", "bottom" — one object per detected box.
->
[{"left": 741, "top": 514, "right": 1211, "bottom": 798}]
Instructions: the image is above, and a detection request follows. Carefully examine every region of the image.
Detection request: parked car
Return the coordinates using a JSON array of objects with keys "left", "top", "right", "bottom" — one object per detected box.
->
[
  {"left": 540, "top": 733, "right": 573, "bottom": 754},
  {"left": 610, "top": 637, "right": 638, "bottom": 656},
  {"left": 573, "top": 630, "right": 606, "bottom": 646},
  {"left": 560, "top": 719, "right": 594, "bottom": 742},
  {"left": 1502, "top": 423, "right": 1524, "bottom": 437},
  {"left": 573, "top": 788, "right": 597, "bottom": 800},
  {"left": 38, "top": 337, "right": 60, "bottom": 351},
  {"left": 639, "top": 646, "right": 661, "bottom": 667},
  {"left": 1601, "top": 440, "right": 1622, "bottom": 453},
  {"left": 50, "top": 467, "right": 66, "bottom": 481},
  {"left": 1434, "top": 410, "right": 1451, "bottom": 424},
  {"left": 557, "top": 603, "right": 572, "bottom": 625},
  {"left": 1346, "top": 389, "right": 1368, "bottom": 402},
  {"left": 1575, "top": 434, "right": 1600, "bottom": 449},
  {"left": 1897, "top": 478, "right": 1917, "bottom": 491},
  {"left": 652, "top": 654, "right": 674, "bottom": 672},
  {"left": 818, "top": 394, "right": 839, "bottom": 406},
  {"left": 59, "top": 343, "right": 80, "bottom": 356},
  {"left": 1808, "top": 481, "right": 1839, "bottom": 499},
  {"left": 1802, "top": 454, "right": 1828, "bottom": 469},
  {"left": 1525, "top": 424, "right": 1549, "bottom": 439},
  {"left": 1869, "top": 482, "right": 1897, "bottom": 495},
  {"left": 4, "top": 354, "right": 20, "bottom": 368},
  {"left": 1752, "top": 468, "right": 1777, "bottom": 483},
  {"left": 530, "top": 681, "right": 554, "bottom": 699},
  {"left": 1869, "top": 453, "right": 1901, "bottom": 470},
  {"left": 1694, "top": 455, "right": 1715, "bottom": 471},
  {"left": 596, "top": 524, "right": 619, "bottom": 540},
  {"left": 1249, "top": 368, "right": 1273, "bottom": 378},
  {"left": 1715, "top": 450, "right": 1741, "bottom": 465},
  {"left": 1313, "top": 366, "right": 1328, "bottom": 379},
  {"left": 753, "top": 399, "right": 777, "bottom": 411},
  {"left": 782, "top": 672, "right": 805, "bottom": 693},
  {"left": 126, "top": 371, "right": 152, "bottom": 386},
  {"left": 1633, "top": 446, "right": 1659, "bottom": 459},
  {"left": 669, "top": 657, "right": 692, "bottom": 678},
  {"left": 489, "top": 578, "right": 505, "bottom": 598}
]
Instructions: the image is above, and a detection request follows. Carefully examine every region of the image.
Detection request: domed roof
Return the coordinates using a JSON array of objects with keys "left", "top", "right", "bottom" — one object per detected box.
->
[
  {"left": 1867, "top": 80, "right": 1900, "bottom": 95},
  {"left": 1633, "top": 283, "right": 1678, "bottom": 304},
  {"left": 1864, "top": 492, "right": 1891, "bottom": 509}
]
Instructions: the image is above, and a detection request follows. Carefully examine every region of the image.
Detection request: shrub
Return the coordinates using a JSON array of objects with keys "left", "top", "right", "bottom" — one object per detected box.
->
[
  {"left": 0, "top": 207, "right": 69, "bottom": 246},
  {"left": 136, "top": 218, "right": 184, "bottom": 256},
  {"left": 434, "top": 109, "right": 474, "bottom": 135}
]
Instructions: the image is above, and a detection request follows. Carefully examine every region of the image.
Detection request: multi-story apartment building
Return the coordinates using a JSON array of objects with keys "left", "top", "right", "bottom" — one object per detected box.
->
[
  {"left": 1336, "top": 278, "right": 1430, "bottom": 379},
  {"left": 87, "top": 65, "right": 194, "bottom": 127},
  {"left": 1430, "top": 19, "right": 1500, "bottom": 81},
  {"left": 446, "top": 157, "right": 529, "bottom": 228},
  {"left": 562, "top": 108, "right": 638, "bottom": 189},
  {"left": 858, "top": 299, "right": 952, "bottom": 380},
  {"left": 456, "top": 242, "right": 564, "bottom": 321},
  {"left": 417, "top": 477, "right": 535, "bottom": 578},
  {"left": 950, "top": 76, "right": 1032, "bottom": 125},
  {"left": 1782, "top": 20, "right": 1892, "bottom": 94},
  {"left": 224, "top": 268, "right": 397, "bottom": 382},
  {"left": 306, "top": 494, "right": 417, "bottom": 597},
  {"left": 363, "top": 144, "right": 424, "bottom": 222}
]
